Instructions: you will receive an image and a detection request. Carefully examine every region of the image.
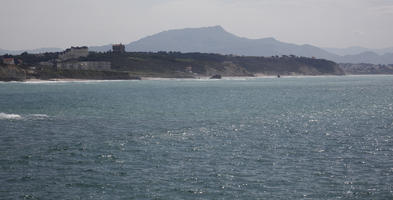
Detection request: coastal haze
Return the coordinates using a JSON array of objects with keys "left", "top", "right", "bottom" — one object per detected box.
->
[
  {"left": 1, "top": 0, "right": 393, "bottom": 50},
  {"left": 1, "top": 0, "right": 393, "bottom": 64},
  {"left": 2, "top": 26, "right": 393, "bottom": 64}
]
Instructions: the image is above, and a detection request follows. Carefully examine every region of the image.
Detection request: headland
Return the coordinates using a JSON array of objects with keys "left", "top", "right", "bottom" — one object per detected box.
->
[{"left": 0, "top": 46, "right": 345, "bottom": 82}]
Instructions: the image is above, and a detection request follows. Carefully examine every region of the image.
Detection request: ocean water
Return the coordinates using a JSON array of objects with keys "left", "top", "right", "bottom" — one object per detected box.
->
[{"left": 1, "top": 76, "right": 392, "bottom": 199}]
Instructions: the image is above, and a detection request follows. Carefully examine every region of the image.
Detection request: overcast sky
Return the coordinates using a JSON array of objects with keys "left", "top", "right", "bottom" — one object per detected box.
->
[{"left": 1, "top": 0, "right": 393, "bottom": 50}]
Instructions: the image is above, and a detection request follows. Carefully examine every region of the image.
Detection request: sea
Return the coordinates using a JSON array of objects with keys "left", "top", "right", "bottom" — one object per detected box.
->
[{"left": 1, "top": 76, "right": 392, "bottom": 199}]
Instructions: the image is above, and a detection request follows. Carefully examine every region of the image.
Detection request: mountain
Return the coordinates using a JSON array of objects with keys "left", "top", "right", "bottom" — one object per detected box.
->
[
  {"left": 324, "top": 46, "right": 393, "bottom": 56},
  {"left": 2, "top": 26, "right": 392, "bottom": 64},
  {"left": 323, "top": 46, "right": 393, "bottom": 64},
  {"left": 324, "top": 46, "right": 371, "bottom": 56},
  {"left": 89, "top": 45, "right": 112, "bottom": 52},
  {"left": 124, "top": 26, "right": 338, "bottom": 60},
  {"left": 121, "top": 26, "right": 392, "bottom": 64},
  {"left": 0, "top": 47, "right": 63, "bottom": 55},
  {"left": 336, "top": 51, "right": 393, "bottom": 64},
  {"left": 341, "top": 51, "right": 380, "bottom": 63},
  {"left": 375, "top": 47, "right": 393, "bottom": 55},
  {"left": 0, "top": 48, "right": 8, "bottom": 55}
]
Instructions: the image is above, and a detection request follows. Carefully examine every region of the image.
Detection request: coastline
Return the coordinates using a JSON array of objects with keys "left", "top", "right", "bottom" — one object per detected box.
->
[
  {"left": 2, "top": 74, "right": 393, "bottom": 83},
  {"left": 18, "top": 75, "right": 329, "bottom": 82}
]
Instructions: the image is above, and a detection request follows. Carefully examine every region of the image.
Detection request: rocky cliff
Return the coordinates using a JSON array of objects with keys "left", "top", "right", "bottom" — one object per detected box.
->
[
  {"left": 83, "top": 52, "right": 343, "bottom": 77},
  {"left": 0, "top": 65, "right": 26, "bottom": 81},
  {"left": 232, "top": 56, "right": 344, "bottom": 76}
]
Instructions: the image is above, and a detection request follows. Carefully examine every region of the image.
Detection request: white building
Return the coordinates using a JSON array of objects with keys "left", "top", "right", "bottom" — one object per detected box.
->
[
  {"left": 58, "top": 46, "right": 89, "bottom": 61},
  {"left": 57, "top": 61, "right": 111, "bottom": 71},
  {"left": 2, "top": 58, "right": 15, "bottom": 65}
]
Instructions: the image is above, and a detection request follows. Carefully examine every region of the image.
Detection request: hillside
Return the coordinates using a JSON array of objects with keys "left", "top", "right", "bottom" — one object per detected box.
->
[
  {"left": 0, "top": 51, "right": 344, "bottom": 81},
  {"left": 231, "top": 55, "right": 343, "bottom": 75},
  {"left": 78, "top": 52, "right": 344, "bottom": 76}
]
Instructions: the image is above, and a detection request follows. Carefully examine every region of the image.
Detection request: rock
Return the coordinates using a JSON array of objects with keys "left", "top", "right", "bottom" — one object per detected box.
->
[
  {"left": 210, "top": 74, "right": 222, "bottom": 79},
  {"left": 129, "top": 76, "right": 142, "bottom": 80}
]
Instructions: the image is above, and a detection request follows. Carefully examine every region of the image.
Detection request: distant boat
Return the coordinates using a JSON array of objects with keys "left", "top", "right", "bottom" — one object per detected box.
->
[{"left": 277, "top": 74, "right": 281, "bottom": 78}]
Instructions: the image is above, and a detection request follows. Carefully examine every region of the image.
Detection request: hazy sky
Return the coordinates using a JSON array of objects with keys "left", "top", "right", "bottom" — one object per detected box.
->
[{"left": 1, "top": 0, "right": 393, "bottom": 50}]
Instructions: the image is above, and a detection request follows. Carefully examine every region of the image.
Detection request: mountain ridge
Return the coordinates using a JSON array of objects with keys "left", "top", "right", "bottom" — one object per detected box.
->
[
  {"left": 0, "top": 47, "right": 63, "bottom": 55},
  {"left": 2, "top": 26, "right": 393, "bottom": 64},
  {"left": 124, "top": 26, "right": 338, "bottom": 59},
  {"left": 324, "top": 46, "right": 393, "bottom": 56}
]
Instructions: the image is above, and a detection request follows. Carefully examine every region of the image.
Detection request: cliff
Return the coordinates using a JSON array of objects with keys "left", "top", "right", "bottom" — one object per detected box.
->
[
  {"left": 36, "top": 69, "right": 141, "bottom": 80},
  {"left": 232, "top": 56, "right": 344, "bottom": 75},
  {"left": 339, "top": 63, "right": 393, "bottom": 75},
  {"left": 0, "top": 65, "right": 26, "bottom": 81},
  {"left": 82, "top": 52, "right": 343, "bottom": 77}
]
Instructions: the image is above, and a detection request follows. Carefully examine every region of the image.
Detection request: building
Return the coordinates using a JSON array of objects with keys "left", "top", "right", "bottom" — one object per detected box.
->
[
  {"left": 185, "top": 66, "right": 193, "bottom": 73},
  {"left": 58, "top": 46, "right": 89, "bottom": 61},
  {"left": 57, "top": 61, "right": 111, "bottom": 71},
  {"left": 2, "top": 58, "right": 15, "bottom": 65},
  {"left": 112, "top": 44, "right": 125, "bottom": 53},
  {"left": 38, "top": 61, "right": 54, "bottom": 69}
]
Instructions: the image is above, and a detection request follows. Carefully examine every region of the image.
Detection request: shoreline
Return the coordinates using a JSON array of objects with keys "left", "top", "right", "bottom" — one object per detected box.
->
[{"left": 2, "top": 74, "right": 393, "bottom": 83}]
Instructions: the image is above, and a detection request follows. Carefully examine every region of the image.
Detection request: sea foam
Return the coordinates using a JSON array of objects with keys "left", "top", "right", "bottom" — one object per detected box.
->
[
  {"left": 27, "top": 114, "right": 49, "bottom": 119},
  {"left": 0, "top": 113, "right": 50, "bottom": 120},
  {"left": 29, "top": 114, "right": 49, "bottom": 118},
  {"left": 0, "top": 113, "right": 22, "bottom": 120}
]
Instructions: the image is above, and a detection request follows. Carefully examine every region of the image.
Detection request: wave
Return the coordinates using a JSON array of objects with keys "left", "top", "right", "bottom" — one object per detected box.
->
[
  {"left": 21, "top": 79, "right": 130, "bottom": 84},
  {"left": 0, "top": 113, "right": 49, "bottom": 120},
  {"left": 0, "top": 112, "right": 22, "bottom": 120},
  {"left": 28, "top": 114, "right": 49, "bottom": 118}
]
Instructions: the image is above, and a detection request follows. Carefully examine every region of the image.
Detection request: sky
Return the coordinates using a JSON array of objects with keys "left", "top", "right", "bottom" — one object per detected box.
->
[{"left": 1, "top": 0, "right": 393, "bottom": 50}]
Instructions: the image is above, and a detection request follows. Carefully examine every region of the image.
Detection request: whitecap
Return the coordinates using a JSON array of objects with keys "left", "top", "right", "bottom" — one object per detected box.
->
[
  {"left": 222, "top": 77, "right": 257, "bottom": 80},
  {"left": 29, "top": 114, "right": 49, "bottom": 118},
  {"left": 0, "top": 112, "right": 22, "bottom": 120},
  {"left": 22, "top": 79, "right": 129, "bottom": 84},
  {"left": 27, "top": 114, "right": 50, "bottom": 120}
]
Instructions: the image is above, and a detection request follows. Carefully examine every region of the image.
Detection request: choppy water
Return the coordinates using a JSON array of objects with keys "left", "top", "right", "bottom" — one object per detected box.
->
[{"left": 1, "top": 76, "right": 393, "bottom": 199}]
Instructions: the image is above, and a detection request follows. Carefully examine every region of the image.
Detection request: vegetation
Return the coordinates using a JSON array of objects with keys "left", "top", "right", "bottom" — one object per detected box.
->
[
  {"left": 232, "top": 55, "right": 343, "bottom": 75},
  {"left": 340, "top": 63, "right": 393, "bottom": 74},
  {"left": 36, "top": 69, "right": 140, "bottom": 80},
  {"left": 14, "top": 52, "right": 59, "bottom": 67},
  {"left": 80, "top": 51, "right": 343, "bottom": 76}
]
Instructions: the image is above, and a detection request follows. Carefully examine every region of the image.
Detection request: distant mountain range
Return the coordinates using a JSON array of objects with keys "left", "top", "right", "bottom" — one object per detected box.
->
[
  {"left": 324, "top": 46, "right": 393, "bottom": 56},
  {"left": 90, "top": 26, "right": 338, "bottom": 59},
  {"left": 89, "top": 26, "right": 393, "bottom": 65},
  {"left": 0, "top": 47, "right": 63, "bottom": 55},
  {"left": 2, "top": 26, "right": 393, "bottom": 64}
]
